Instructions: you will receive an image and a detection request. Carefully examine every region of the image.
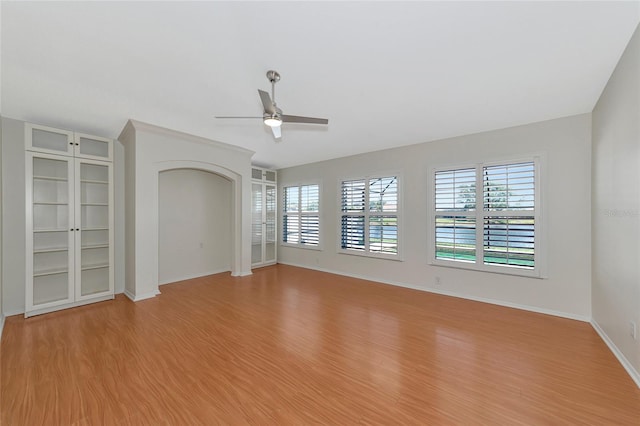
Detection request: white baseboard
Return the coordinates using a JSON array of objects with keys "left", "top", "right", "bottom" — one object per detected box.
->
[
  {"left": 25, "top": 295, "right": 115, "bottom": 318},
  {"left": 124, "top": 288, "right": 159, "bottom": 302},
  {"left": 277, "top": 261, "right": 590, "bottom": 322},
  {"left": 0, "top": 314, "right": 5, "bottom": 342},
  {"left": 233, "top": 270, "right": 253, "bottom": 277},
  {"left": 591, "top": 320, "right": 640, "bottom": 389},
  {"left": 158, "top": 268, "right": 231, "bottom": 285},
  {"left": 2, "top": 309, "right": 24, "bottom": 317}
]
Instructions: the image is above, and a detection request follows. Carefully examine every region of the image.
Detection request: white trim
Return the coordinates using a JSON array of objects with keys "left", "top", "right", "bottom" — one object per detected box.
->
[
  {"left": 123, "top": 288, "right": 159, "bottom": 302},
  {"left": 158, "top": 268, "right": 231, "bottom": 285},
  {"left": 280, "top": 242, "right": 322, "bottom": 251},
  {"left": 24, "top": 294, "right": 114, "bottom": 318},
  {"left": 0, "top": 315, "right": 5, "bottom": 342},
  {"left": 119, "top": 120, "right": 255, "bottom": 156},
  {"left": 232, "top": 270, "right": 253, "bottom": 277},
  {"left": 2, "top": 309, "right": 24, "bottom": 317},
  {"left": 591, "top": 320, "right": 640, "bottom": 389},
  {"left": 277, "top": 261, "right": 590, "bottom": 322}
]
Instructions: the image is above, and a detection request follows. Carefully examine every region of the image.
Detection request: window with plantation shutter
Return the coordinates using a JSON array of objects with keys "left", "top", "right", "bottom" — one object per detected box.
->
[
  {"left": 341, "top": 175, "right": 400, "bottom": 258},
  {"left": 435, "top": 168, "right": 476, "bottom": 262},
  {"left": 432, "top": 159, "right": 541, "bottom": 276},
  {"left": 283, "top": 184, "right": 320, "bottom": 247}
]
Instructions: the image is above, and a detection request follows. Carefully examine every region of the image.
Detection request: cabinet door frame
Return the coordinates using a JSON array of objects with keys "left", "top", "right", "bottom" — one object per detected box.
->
[
  {"left": 74, "top": 132, "right": 114, "bottom": 162},
  {"left": 25, "top": 123, "right": 75, "bottom": 156},
  {"left": 264, "top": 183, "right": 277, "bottom": 264},
  {"left": 74, "top": 158, "right": 114, "bottom": 302},
  {"left": 25, "top": 151, "right": 76, "bottom": 313},
  {"left": 251, "top": 180, "right": 278, "bottom": 267}
]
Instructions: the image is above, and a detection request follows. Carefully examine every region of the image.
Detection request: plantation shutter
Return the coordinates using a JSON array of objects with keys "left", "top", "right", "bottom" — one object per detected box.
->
[
  {"left": 482, "top": 162, "right": 535, "bottom": 268},
  {"left": 283, "top": 184, "right": 320, "bottom": 246}
]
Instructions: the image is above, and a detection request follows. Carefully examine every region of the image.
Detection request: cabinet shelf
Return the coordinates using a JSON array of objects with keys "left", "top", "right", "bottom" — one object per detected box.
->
[
  {"left": 34, "top": 247, "right": 68, "bottom": 254},
  {"left": 82, "top": 227, "right": 109, "bottom": 231},
  {"left": 33, "top": 175, "right": 67, "bottom": 182},
  {"left": 81, "top": 203, "right": 108, "bottom": 206},
  {"left": 33, "top": 267, "right": 68, "bottom": 277},
  {"left": 80, "top": 180, "right": 108, "bottom": 185},
  {"left": 81, "top": 263, "right": 109, "bottom": 271},
  {"left": 81, "top": 244, "right": 109, "bottom": 250},
  {"left": 33, "top": 201, "right": 68, "bottom": 206},
  {"left": 34, "top": 228, "right": 68, "bottom": 233}
]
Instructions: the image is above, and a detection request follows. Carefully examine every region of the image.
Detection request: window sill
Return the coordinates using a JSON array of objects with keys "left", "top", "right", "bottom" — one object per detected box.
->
[
  {"left": 280, "top": 243, "right": 322, "bottom": 251},
  {"left": 430, "top": 258, "right": 544, "bottom": 279},
  {"left": 338, "top": 249, "right": 404, "bottom": 262}
]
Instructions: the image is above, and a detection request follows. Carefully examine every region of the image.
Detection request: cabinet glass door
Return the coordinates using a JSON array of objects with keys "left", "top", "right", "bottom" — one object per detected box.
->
[
  {"left": 26, "top": 124, "right": 74, "bottom": 156},
  {"left": 252, "top": 183, "right": 263, "bottom": 264},
  {"left": 75, "top": 133, "right": 112, "bottom": 161},
  {"left": 76, "top": 161, "right": 112, "bottom": 299},
  {"left": 265, "top": 184, "right": 277, "bottom": 263},
  {"left": 29, "top": 154, "right": 74, "bottom": 308}
]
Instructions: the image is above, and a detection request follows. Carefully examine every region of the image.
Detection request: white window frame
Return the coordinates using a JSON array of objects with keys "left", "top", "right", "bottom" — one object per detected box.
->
[
  {"left": 338, "top": 172, "right": 403, "bottom": 261},
  {"left": 281, "top": 181, "right": 322, "bottom": 250},
  {"left": 428, "top": 156, "right": 545, "bottom": 278}
]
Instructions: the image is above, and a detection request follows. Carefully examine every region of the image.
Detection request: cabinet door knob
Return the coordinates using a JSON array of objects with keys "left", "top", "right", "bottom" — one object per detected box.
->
[
  {"left": 70, "top": 228, "right": 74, "bottom": 231},
  {"left": 76, "top": 228, "right": 80, "bottom": 231}
]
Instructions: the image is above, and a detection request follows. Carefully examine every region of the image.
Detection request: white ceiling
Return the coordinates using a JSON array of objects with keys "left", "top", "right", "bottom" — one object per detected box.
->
[{"left": 2, "top": 1, "right": 639, "bottom": 169}]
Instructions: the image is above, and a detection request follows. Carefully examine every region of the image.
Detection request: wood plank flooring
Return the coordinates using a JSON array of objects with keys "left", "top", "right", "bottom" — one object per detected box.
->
[{"left": 1, "top": 264, "right": 639, "bottom": 425}]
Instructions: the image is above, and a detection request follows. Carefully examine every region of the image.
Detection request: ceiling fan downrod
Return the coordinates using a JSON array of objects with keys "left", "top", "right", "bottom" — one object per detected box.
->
[{"left": 266, "top": 70, "right": 280, "bottom": 105}]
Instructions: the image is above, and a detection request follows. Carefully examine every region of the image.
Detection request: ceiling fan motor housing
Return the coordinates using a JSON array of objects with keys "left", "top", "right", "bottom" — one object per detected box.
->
[{"left": 266, "top": 70, "right": 280, "bottom": 83}]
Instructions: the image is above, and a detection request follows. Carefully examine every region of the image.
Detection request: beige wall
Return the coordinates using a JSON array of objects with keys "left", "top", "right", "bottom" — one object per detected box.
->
[
  {"left": 1, "top": 117, "right": 27, "bottom": 315},
  {"left": 278, "top": 113, "right": 592, "bottom": 320},
  {"left": 158, "top": 169, "right": 232, "bottom": 284},
  {"left": 592, "top": 24, "right": 640, "bottom": 382},
  {"left": 0, "top": 116, "right": 3, "bottom": 333}
]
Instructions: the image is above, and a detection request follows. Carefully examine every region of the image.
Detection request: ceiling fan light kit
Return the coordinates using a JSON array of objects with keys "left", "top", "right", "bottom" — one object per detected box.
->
[
  {"left": 216, "top": 70, "right": 328, "bottom": 139},
  {"left": 263, "top": 116, "right": 282, "bottom": 127}
]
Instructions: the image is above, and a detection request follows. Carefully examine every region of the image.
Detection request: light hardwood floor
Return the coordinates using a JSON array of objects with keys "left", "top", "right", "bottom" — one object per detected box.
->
[{"left": 1, "top": 264, "right": 639, "bottom": 425}]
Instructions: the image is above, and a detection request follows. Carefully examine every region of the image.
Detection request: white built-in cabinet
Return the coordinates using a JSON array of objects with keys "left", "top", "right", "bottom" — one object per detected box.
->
[
  {"left": 25, "top": 123, "right": 114, "bottom": 317},
  {"left": 251, "top": 167, "right": 277, "bottom": 267}
]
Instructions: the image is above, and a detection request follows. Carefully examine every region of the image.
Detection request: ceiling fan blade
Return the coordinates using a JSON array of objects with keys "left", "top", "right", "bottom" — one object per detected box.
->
[
  {"left": 215, "top": 116, "right": 262, "bottom": 119},
  {"left": 258, "top": 89, "right": 276, "bottom": 115},
  {"left": 271, "top": 125, "right": 282, "bottom": 139},
  {"left": 281, "top": 115, "right": 328, "bottom": 125}
]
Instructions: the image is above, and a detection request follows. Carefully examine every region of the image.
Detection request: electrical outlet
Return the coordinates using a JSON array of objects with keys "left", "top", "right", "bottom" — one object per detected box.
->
[
  {"left": 435, "top": 276, "right": 441, "bottom": 286},
  {"left": 630, "top": 321, "right": 637, "bottom": 340}
]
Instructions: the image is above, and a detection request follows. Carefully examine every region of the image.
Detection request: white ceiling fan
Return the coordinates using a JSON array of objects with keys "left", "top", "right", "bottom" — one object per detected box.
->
[{"left": 215, "top": 70, "right": 329, "bottom": 140}]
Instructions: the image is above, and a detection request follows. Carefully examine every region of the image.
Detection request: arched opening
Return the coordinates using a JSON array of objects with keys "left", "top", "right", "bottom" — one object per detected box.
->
[
  {"left": 158, "top": 169, "right": 233, "bottom": 284},
  {"left": 152, "top": 160, "right": 244, "bottom": 294}
]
